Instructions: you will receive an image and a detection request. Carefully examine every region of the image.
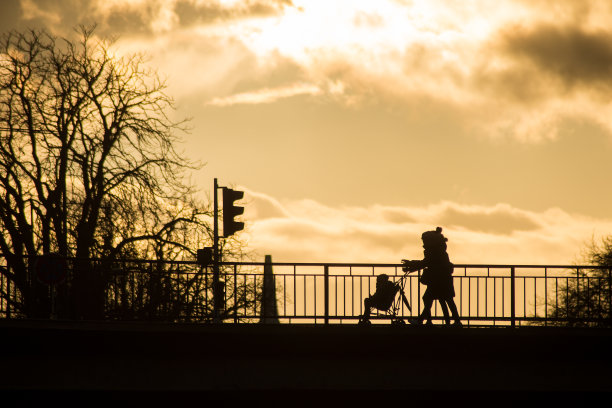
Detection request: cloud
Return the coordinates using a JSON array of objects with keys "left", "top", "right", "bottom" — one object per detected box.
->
[
  {"left": 241, "top": 190, "right": 612, "bottom": 265},
  {"left": 499, "top": 24, "right": 612, "bottom": 91},
  {"left": 207, "top": 83, "right": 322, "bottom": 106},
  {"left": 467, "top": 19, "right": 612, "bottom": 141},
  {"left": 243, "top": 188, "right": 290, "bottom": 219},
  {"left": 13, "top": 0, "right": 294, "bottom": 37},
  {"left": 437, "top": 203, "right": 542, "bottom": 234},
  {"left": 174, "top": 0, "right": 294, "bottom": 28},
  {"left": 514, "top": 0, "right": 612, "bottom": 27}
]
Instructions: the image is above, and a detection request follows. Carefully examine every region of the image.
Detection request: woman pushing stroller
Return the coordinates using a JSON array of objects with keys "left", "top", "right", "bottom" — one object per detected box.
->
[{"left": 403, "top": 227, "right": 462, "bottom": 327}]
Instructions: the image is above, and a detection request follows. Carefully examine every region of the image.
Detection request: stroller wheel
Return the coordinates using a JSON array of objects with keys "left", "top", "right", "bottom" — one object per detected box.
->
[
  {"left": 391, "top": 318, "right": 406, "bottom": 326},
  {"left": 358, "top": 318, "right": 372, "bottom": 326}
]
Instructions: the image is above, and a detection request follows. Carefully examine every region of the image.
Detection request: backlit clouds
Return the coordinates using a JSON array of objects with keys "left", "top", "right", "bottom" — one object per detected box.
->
[
  {"left": 193, "top": 0, "right": 612, "bottom": 141},
  {"left": 242, "top": 189, "right": 612, "bottom": 264},
  {"left": 14, "top": 0, "right": 293, "bottom": 35},
  {"left": 11, "top": 0, "right": 612, "bottom": 142}
]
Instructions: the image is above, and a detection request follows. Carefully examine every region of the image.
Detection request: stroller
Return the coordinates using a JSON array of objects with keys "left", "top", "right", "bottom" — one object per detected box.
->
[{"left": 358, "top": 272, "right": 412, "bottom": 325}]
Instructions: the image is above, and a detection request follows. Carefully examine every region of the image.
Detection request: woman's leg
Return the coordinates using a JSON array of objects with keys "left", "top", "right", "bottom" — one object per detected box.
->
[
  {"left": 439, "top": 300, "right": 450, "bottom": 325},
  {"left": 418, "top": 292, "right": 433, "bottom": 324},
  {"left": 446, "top": 298, "right": 461, "bottom": 325}
]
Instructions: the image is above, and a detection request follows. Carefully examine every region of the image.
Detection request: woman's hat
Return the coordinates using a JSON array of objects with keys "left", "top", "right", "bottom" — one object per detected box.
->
[{"left": 421, "top": 226, "right": 447, "bottom": 246}]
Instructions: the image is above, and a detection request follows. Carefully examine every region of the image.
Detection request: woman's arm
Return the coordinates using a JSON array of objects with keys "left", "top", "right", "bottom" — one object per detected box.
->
[{"left": 402, "top": 259, "right": 425, "bottom": 272}]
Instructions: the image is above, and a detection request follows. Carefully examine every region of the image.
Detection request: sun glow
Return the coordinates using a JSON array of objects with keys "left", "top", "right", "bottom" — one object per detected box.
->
[
  {"left": 243, "top": 1, "right": 419, "bottom": 63},
  {"left": 241, "top": 0, "right": 517, "bottom": 60}
]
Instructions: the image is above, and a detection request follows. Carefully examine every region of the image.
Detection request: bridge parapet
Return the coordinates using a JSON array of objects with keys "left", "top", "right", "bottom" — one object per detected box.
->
[{"left": 1, "top": 257, "right": 610, "bottom": 327}]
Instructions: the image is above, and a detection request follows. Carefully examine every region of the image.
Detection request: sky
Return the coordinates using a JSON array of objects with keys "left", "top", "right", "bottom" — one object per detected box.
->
[{"left": 2, "top": 0, "right": 612, "bottom": 265}]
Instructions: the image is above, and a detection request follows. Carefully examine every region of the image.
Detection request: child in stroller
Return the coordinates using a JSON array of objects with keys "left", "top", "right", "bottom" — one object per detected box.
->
[{"left": 358, "top": 273, "right": 411, "bottom": 325}]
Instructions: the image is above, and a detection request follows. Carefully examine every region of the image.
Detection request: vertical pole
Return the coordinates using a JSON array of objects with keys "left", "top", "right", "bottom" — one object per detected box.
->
[
  {"left": 63, "top": 179, "right": 67, "bottom": 258},
  {"left": 234, "top": 264, "right": 238, "bottom": 324},
  {"left": 417, "top": 269, "right": 421, "bottom": 318},
  {"left": 324, "top": 265, "right": 329, "bottom": 325},
  {"left": 608, "top": 269, "right": 611, "bottom": 327},
  {"left": 213, "top": 178, "right": 221, "bottom": 323},
  {"left": 6, "top": 270, "right": 11, "bottom": 319},
  {"left": 511, "top": 267, "right": 516, "bottom": 328},
  {"left": 576, "top": 268, "right": 580, "bottom": 320},
  {"left": 544, "top": 268, "right": 548, "bottom": 327}
]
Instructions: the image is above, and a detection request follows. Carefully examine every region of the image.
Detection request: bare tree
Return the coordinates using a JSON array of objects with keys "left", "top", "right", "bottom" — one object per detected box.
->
[{"left": 0, "top": 26, "right": 257, "bottom": 320}]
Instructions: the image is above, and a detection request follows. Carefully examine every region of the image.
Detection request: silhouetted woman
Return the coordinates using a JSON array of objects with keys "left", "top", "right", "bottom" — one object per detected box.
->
[{"left": 403, "top": 227, "right": 462, "bottom": 326}]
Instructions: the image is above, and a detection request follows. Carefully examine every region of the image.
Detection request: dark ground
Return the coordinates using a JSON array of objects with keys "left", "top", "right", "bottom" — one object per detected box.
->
[{"left": 1, "top": 319, "right": 611, "bottom": 405}]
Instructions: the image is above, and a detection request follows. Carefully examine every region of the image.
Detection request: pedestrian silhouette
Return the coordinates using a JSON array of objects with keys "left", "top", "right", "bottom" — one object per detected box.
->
[{"left": 403, "top": 227, "right": 462, "bottom": 326}]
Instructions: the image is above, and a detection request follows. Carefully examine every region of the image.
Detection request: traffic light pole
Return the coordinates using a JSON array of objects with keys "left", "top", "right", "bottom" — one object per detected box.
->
[
  {"left": 213, "top": 178, "right": 221, "bottom": 322},
  {"left": 211, "top": 178, "right": 244, "bottom": 323}
]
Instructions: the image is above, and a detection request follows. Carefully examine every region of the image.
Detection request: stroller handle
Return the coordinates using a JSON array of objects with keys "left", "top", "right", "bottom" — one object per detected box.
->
[{"left": 401, "top": 259, "right": 421, "bottom": 273}]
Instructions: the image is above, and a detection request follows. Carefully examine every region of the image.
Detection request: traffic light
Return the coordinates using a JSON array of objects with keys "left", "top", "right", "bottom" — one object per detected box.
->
[{"left": 222, "top": 187, "right": 244, "bottom": 237}]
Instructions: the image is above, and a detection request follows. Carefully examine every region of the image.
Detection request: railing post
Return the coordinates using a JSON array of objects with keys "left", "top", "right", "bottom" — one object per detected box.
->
[
  {"left": 417, "top": 269, "right": 421, "bottom": 318},
  {"left": 511, "top": 266, "right": 516, "bottom": 328},
  {"left": 6, "top": 267, "right": 10, "bottom": 319},
  {"left": 544, "top": 268, "right": 548, "bottom": 327},
  {"left": 324, "top": 265, "right": 329, "bottom": 325},
  {"left": 233, "top": 264, "right": 238, "bottom": 324},
  {"left": 608, "top": 268, "right": 612, "bottom": 327}
]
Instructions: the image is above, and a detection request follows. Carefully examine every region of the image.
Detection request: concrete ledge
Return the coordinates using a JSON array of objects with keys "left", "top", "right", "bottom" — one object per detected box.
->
[{"left": 1, "top": 320, "right": 611, "bottom": 393}]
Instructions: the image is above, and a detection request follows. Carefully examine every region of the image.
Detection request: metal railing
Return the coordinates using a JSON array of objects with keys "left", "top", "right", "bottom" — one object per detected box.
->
[
  {"left": 1, "top": 258, "right": 611, "bottom": 327},
  {"left": 230, "top": 262, "right": 612, "bottom": 327}
]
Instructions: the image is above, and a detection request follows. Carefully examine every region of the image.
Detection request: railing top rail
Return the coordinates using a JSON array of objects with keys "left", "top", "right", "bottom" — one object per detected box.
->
[
  {"left": 217, "top": 262, "right": 611, "bottom": 269},
  {"left": 1, "top": 254, "right": 610, "bottom": 270}
]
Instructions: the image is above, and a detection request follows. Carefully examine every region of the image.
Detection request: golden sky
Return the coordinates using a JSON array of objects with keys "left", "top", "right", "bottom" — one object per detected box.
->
[{"left": 3, "top": 0, "right": 612, "bottom": 264}]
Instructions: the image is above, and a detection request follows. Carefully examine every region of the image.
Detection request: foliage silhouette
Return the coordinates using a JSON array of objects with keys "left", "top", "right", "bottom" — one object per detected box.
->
[{"left": 547, "top": 236, "right": 612, "bottom": 327}]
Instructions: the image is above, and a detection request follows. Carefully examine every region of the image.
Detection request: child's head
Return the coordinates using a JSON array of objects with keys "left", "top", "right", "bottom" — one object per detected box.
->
[
  {"left": 421, "top": 226, "right": 448, "bottom": 250},
  {"left": 376, "top": 274, "right": 389, "bottom": 285}
]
